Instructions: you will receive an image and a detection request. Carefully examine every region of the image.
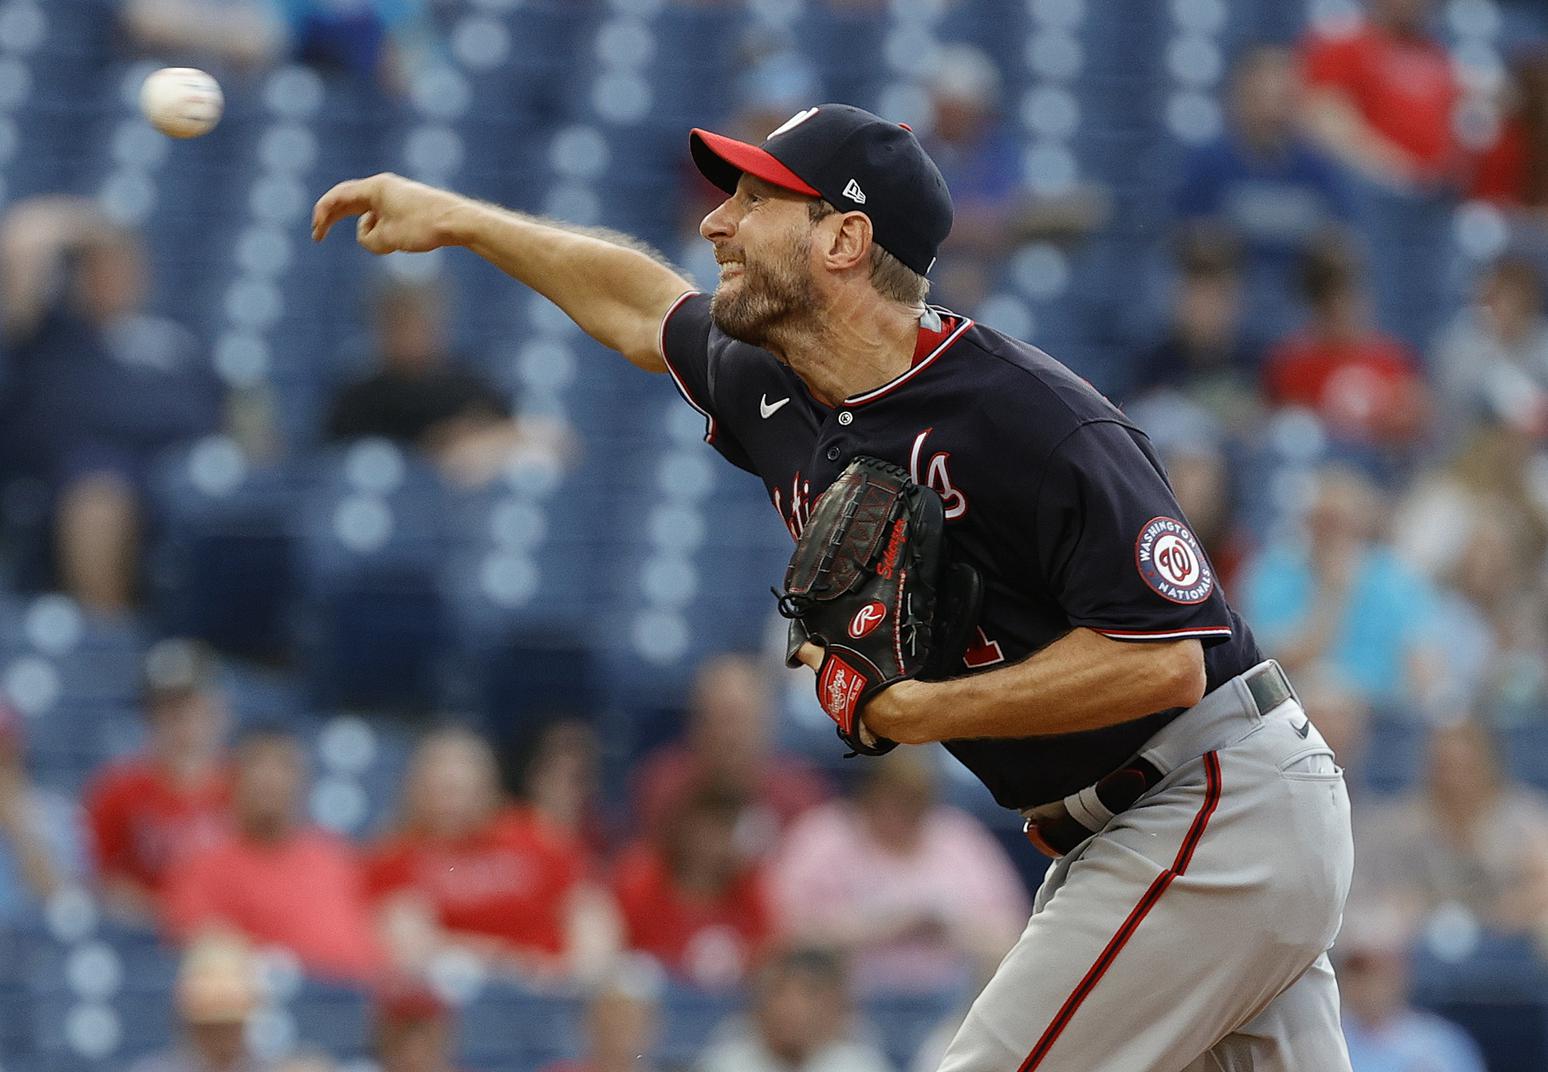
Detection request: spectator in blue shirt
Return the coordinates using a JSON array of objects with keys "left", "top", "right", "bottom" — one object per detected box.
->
[
  {"left": 1177, "top": 46, "right": 1353, "bottom": 338},
  {"left": 1240, "top": 465, "right": 1440, "bottom": 710},
  {"left": 0, "top": 197, "right": 224, "bottom": 612},
  {"left": 1338, "top": 907, "right": 1487, "bottom": 1072}
]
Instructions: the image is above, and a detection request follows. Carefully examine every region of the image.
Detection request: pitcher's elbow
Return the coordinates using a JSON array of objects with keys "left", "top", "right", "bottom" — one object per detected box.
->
[{"left": 1162, "top": 640, "right": 1207, "bottom": 710}]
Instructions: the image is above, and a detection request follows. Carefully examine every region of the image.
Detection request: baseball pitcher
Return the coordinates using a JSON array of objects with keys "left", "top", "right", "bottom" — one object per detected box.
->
[{"left": 313, "top": 103, "right": 1354, "bottom": 1072}]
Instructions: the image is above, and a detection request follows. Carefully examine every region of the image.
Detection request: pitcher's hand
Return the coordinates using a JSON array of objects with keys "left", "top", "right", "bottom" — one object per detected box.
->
[
  {"left": 794, "top": 641, "right": 891, "bottom": 750},
  {"left": 312, "top": 172, "right": 465, "bottom": 254}
]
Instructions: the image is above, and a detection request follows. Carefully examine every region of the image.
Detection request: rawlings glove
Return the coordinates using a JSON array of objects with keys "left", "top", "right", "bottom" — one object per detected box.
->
[{"left": 775, "top": 456, "right": 982, "bottom": 756}]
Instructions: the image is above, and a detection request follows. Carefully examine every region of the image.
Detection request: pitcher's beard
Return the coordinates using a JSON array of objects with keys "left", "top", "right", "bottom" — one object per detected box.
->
[{"left": 709, "top": 245, "right": 817, "bottom": 349}]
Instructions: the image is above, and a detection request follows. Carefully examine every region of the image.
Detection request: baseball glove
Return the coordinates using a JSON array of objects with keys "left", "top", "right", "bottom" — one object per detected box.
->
[{"left": 775, "top": 456, "right": 982, "bottom": 756}]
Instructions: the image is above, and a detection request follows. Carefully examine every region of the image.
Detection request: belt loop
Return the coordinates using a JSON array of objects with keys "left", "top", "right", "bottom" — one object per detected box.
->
[
  {"left": 1232, "top": 671, "right": 1263, "bottom": 726},
  {"left": 1277, "top": 660, "right": 1302, "bottom": 708}
]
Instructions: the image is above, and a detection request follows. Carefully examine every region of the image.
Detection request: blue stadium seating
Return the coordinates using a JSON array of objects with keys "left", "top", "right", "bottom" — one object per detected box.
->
[
  {"left": 1413, "top": 930, "right": 1548, "bottom": 1072},
  {"left": 146, "top": 445, "right": 302, "bottom": 660},
  {"left": 457, "top": 982, "right": 584, "bottom": 1071},
  {"left": 656, "top": 983, "right": 739, "bottom": 1068},
  {"left": 286, "top": 978, "right": 373, "bottom": 1060},
  {"left": 290, "top": 444, "right": 459, "bottom": 712},
  {"left": 1363, "top": 712, "right": 1428, "bottom": 796}
]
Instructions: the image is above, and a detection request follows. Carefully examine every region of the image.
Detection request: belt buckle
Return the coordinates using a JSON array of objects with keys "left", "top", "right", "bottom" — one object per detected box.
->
[
  {"left": 1021, "top": 762, "right": 1162, "bottom": 860},
  {"left": 1023, "top": 816, "right": 1062, "bottom": 858},
  {"left": 1021, "top": 807, "right": 1092, "bottom": 859}
]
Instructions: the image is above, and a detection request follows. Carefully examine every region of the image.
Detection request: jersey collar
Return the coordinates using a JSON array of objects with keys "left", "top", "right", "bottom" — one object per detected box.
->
[
  {"left": 843, "top": 306, "right": 971, "bottom": 407},
  {"left": 911, "top": 306, "right": 951, "bottom": 366}
]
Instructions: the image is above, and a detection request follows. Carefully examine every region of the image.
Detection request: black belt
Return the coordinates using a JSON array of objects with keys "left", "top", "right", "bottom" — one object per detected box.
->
[{"left": 1023, "top": 661, "right": 1295, "bottom": 858}]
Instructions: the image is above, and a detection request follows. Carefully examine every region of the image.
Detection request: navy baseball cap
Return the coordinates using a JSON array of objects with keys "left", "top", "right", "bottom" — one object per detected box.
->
[{"left": 690, "top": 104, "right": 954, "bottom": 276}]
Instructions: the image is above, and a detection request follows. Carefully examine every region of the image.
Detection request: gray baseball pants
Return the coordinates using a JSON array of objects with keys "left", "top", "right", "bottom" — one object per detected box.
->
[{"left": 937, "top": 661, "right": 1355, "bottom": 1072}]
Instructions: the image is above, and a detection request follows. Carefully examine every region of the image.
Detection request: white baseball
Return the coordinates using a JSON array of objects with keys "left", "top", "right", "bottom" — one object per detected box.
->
[{"left": 139, "top": 67, "right": 223, "bottom": 139}]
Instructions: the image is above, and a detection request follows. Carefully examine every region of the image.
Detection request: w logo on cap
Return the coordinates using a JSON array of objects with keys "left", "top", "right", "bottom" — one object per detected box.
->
[{"left": 842, "top": 179, "right": 867, "bottom": 204}]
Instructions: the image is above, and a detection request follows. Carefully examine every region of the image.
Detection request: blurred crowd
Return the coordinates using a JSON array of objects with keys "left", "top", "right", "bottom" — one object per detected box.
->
[
  {"left": 10, "top": 0, "right": 1548, "bottom": 1069},
  {"left": 0, "top": 643, "right": 1030, "bottom": 1071}
]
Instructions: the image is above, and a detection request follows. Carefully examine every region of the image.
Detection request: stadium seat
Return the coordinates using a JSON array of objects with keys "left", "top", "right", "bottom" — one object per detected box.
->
[
  {"left": 147, "top": 446, "right": 301, "bottom": 661},
  {"left": 292, "top": 444, "right": 459, "bottom": 712},
  {"left": 286, "top": 978, "right": 372, "bottom": 1060},
  {"left": 656, "top": 983, "right": 739, "bottom": 1068},
  {"left": 868, "top": 989, "right": 966, "bottom": 1071},
  {"left": 457, "top": 983, "right": 584, "bottom": 1070},
  {"left": 1362, "top": 712, "right": 1427, "bottom": 796}
]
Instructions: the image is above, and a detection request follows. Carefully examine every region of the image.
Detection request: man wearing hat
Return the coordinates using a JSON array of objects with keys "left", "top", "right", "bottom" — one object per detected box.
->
[
  {"left": 313, "top": 103, "right": 1354, "bottom": 1071},
  {"left": 84, "top": 638, "right": 232, "bottom": 921}
]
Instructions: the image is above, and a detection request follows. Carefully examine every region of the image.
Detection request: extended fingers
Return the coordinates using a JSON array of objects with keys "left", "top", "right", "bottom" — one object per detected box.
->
[
  {"left": 796, "top": 641, "right": 824, "bottom": 672},
  {"left": 311, "top": 178, "right": 375, "bottom": 242}
]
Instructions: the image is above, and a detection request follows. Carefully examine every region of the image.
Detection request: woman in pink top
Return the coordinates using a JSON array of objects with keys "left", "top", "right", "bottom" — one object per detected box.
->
[{"left": 769, "top": 750, "right": 1029, "bottom": 995}]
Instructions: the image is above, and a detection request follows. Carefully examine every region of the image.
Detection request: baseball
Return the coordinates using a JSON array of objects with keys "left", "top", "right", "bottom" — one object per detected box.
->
[{"left": 139, "top": 67, "right": 223, "bottom": 139}]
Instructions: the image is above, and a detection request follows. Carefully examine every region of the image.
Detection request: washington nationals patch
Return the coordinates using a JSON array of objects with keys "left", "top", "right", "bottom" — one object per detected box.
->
[{"left": 1135, "top": 516, "right": 1214, "bottom": 604}]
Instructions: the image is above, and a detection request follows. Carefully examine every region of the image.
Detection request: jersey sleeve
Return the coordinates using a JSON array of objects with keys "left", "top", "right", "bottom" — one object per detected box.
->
[
  {"left": 657, "top": 291, "right": 756, "bottom": 472},
  {"left": 1033, "top": 420, "right": 1234, "bottom": 644}
]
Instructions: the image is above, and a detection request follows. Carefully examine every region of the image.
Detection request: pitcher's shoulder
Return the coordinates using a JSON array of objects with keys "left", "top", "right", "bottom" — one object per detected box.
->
[{"left": 957, "top": 319, "right": 1133, "bottom": 438}]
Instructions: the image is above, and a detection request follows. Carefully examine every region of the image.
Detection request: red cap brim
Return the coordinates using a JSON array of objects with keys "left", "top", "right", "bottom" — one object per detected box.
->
[{"left": 690, "top": 128, "right": 821, "bottom": 198}]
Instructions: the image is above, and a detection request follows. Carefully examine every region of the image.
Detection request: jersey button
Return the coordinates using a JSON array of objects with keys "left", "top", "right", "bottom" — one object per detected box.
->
[
  {"left": 838, "top": 411, "right": 854, "bottom": 426},
  {"left": 825, "top": 446, "right": 841, "bottom": 462}
]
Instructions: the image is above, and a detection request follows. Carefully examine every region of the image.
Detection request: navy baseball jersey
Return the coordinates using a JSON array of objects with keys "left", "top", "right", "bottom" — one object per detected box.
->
[{"left": 660, "top": 292, "right": 1264, "bottom": 809}]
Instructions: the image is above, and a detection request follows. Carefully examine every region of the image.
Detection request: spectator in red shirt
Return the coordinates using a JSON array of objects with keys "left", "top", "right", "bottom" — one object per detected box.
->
[
  {"left": 1262, "top": 237, "right": 1430, "bottom": 446},
  {"left": 612, "top": 785, "right": 772, "bottom": 990},
  {"left": 367, "top": 727, "right": 612, "bottom": 983},
  {"left": 84, "top": 639, "right": 232, "bottom": 921},
  {"left": 632, "top": 655, "right": 829, "bottom": 856},
  {"left": 1300, "top": 0, "right": 1461, "bottom": 189},
  {"left": 163, "top": 728, "right": 383, "bottom": 982},
  {"left": 1471, "top": 49, "right": 1548, "bottom": 210}
]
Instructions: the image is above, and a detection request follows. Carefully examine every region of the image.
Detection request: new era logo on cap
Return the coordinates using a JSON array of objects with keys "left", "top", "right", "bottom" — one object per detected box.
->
[{"left": 688, "top": 103, "right": 954, "bottom": 276}]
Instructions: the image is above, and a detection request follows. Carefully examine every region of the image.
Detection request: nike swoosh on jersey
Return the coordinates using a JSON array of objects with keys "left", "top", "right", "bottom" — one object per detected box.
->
[
  {"left": 760, "top": 395, "right": 791, "bottom": 419},
  {"left": 1294, "top": 719, "right": 1311, "bottom": 739}
]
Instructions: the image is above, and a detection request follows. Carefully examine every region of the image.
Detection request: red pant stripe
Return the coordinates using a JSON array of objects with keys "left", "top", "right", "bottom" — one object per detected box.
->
[{"left": 1017, "top": 750, "right": 1223, "bottom": 1072}]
